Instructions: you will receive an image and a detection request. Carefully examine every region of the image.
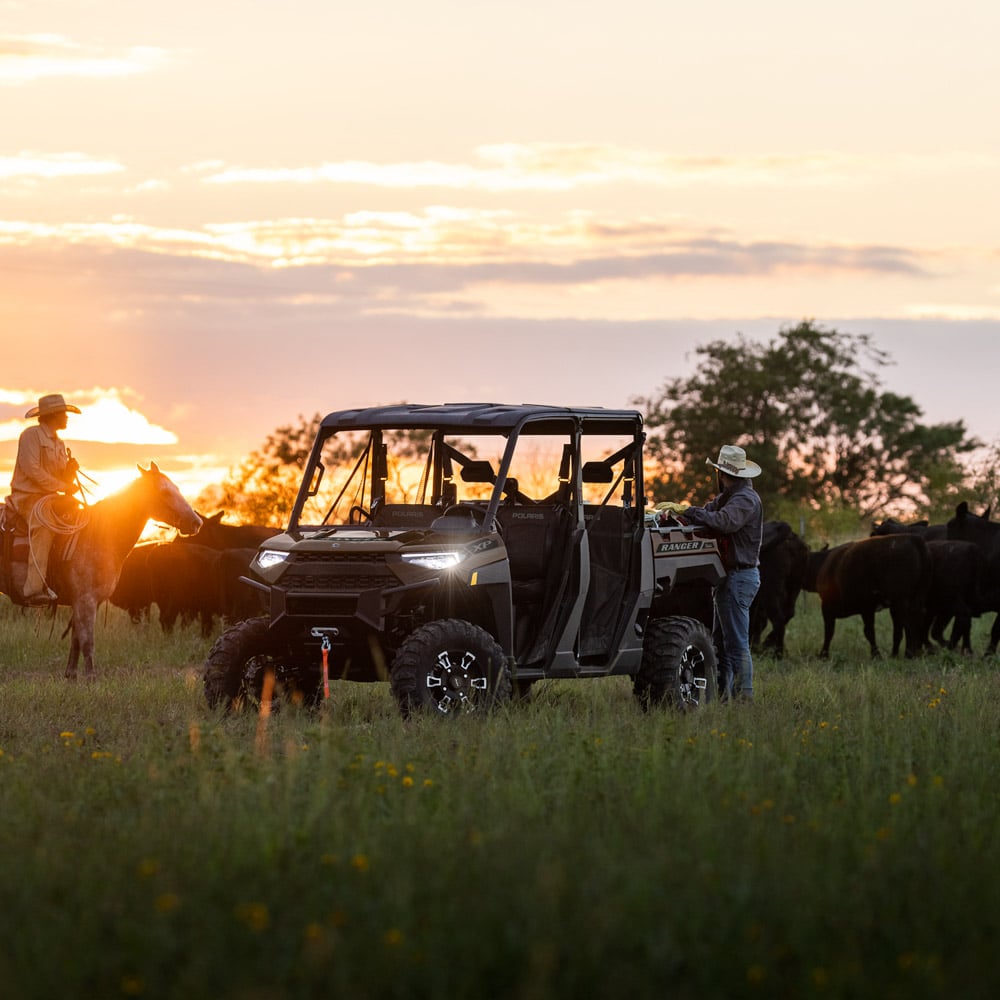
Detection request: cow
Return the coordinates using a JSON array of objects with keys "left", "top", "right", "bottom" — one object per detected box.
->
[
  {"left": 217, "top": 546, "right": 265, "bottom": 623},
  {"left": 146, "top": 542, "right": 223, "bottom": 637},
  {"left": 923, "top": 539, "right": 988, "bottom": 653},
  {"left": 109, "top": 542, "right": 157, "bottom": 622},
  {"left": 802, "top": 533, "right": 932, "bottom": 658},
  {"left": 871, "top": 517, "right": 947, "bottom": 541},
  {"left": 176, "top": 511, "right": 280, "bottom": 550},
  {"left": 749, "top": 520, "right": 809, "bottom": 658},
  {"left": 946, "top": 502, "right": 1000, "bottom": 655}
]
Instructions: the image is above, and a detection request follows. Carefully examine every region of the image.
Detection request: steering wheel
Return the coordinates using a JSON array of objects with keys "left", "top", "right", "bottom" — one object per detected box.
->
[
  {"left": 444, "top": 504, "right": 485, "bottom": 525},
  {"left": 348, "top": 504, "right": 371, "bottom": 524},
  {"left": 432, "top": 504, "right": 496, "bottom": 533}
]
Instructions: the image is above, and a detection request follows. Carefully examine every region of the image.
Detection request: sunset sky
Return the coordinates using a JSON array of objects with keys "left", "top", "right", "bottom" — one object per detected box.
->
[{"left": 3, "top": 0, "right": 999, "bottom": 506}]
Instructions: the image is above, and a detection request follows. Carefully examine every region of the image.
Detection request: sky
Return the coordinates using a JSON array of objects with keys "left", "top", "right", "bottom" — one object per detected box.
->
[{"left": 2, "top": 0, "right": 999, "bottom": 506}]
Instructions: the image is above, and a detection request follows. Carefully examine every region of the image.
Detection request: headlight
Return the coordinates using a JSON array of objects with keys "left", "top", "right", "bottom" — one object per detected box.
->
[
  {"left": 254, "top": 549, "right": 290, "bottom": 571},
  {"left": 400, "top": 550, "right": 466, "bottom": 570}
]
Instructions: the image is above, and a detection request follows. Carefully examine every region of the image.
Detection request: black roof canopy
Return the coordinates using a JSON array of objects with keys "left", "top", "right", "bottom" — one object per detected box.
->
[{"left": 319, "top": 403, "right": 643, "bottom": 437}]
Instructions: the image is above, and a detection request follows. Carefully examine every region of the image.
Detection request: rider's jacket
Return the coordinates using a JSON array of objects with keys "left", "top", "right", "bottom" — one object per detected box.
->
[{"left": 9, "top": 423, "right": 74, "bottom": 516}]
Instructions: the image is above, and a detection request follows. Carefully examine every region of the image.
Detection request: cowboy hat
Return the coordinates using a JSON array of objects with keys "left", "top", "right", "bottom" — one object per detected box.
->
[
  {"left": 706, "top": 444, "right": 761, "bottom": 478},
  {"left": 25, "top": 393, "right": 81, "bottom": 419}
]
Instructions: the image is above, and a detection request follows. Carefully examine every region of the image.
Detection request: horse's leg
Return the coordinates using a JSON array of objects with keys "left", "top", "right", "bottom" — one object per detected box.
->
[
  {"left": 65, "top": 626, "right": 81, "bottom": 680},
  {"left": 70, "top": 597, "right": 100, "bottom": 680}
]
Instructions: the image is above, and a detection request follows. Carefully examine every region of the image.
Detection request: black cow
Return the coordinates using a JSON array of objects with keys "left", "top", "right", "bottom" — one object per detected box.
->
[
  {"left": 109, "top": 542, "right": 157, "bottom": 622},
  {"left": 923, "top": 539, "right": 988, "bottom": 653},
  {"left": 946, "top": 502, "right": 1000, "bottom": 655},
  {"left": 217, "top": 546, "right": 265, "bottom": 623},
  {"left": 871, "top": 517, "right": 947, "bottom": 541},
  {"left": 147, "top": 542, "right": 223, "bottom": 637},
  {"left": 802, "top": 533, "right": 932, "bottom": 658},
  {"left": 177, "top": 511, "right": 280, "bottom": 550},
  {"left": 749, "top": 520, "right": 809, "bottom": 658}
]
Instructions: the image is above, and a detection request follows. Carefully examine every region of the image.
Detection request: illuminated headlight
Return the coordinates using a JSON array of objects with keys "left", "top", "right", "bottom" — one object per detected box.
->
[
  {"left": 254, "top": 549, "right": 290, "bottom": 571},
  {"left": 401, "top": 550, "right": 466, "bottom": 570}
]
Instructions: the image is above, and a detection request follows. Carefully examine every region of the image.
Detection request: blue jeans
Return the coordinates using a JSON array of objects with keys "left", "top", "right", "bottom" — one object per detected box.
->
[{"left": 713, "top": 567, "right": 760, "bottom": 699}]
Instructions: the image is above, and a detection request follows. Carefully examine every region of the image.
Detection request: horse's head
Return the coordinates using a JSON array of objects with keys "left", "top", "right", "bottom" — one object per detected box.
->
[{"left": 139, "top": 462, "right": 203, "bottom": 536}]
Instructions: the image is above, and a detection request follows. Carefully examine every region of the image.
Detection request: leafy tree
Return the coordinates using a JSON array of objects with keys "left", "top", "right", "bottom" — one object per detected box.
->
[
  {"left": 961, "top": 441, "right": 1000, "bottom": 516},
  {"left": 198, "top": 413, "right": 322, "bottom": 526},
  {"left": 635, "top": 321, "right": 979, "bottom": 521},
  {"left": 196, "top": 408, "right": 451, "bottom": 525}
]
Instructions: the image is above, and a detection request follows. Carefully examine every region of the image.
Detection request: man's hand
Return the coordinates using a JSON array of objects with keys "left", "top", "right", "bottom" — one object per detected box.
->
[{"left": 654, "top": 501, "right": 689, "bottom": 515}]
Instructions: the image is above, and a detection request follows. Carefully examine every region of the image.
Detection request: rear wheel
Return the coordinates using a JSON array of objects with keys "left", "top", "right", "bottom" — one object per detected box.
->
[
  {"left": 634, "top": 616, "right": 718, "bottom": 710},
  {"left": 390, "top": 619, "right": 512, "bottom": 718},
  {"left": 204, "top": 617, "right": 321, "bottom": 711}
]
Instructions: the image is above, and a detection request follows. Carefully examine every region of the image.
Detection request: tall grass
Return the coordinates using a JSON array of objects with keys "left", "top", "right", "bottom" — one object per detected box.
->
[{"left": 2, "top": 600, "right": 999, "bottom": 999}]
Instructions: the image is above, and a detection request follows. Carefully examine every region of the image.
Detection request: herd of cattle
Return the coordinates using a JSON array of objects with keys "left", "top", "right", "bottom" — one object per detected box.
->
[
  {"left": 110, "top": 513, "right": 278, "bottom": 637},
  {"left": 111, "top": 502, "right": 1000, "bottom": 660},
  {"left": 751, "top": 501, "right": 1000, "bottom": 659}
]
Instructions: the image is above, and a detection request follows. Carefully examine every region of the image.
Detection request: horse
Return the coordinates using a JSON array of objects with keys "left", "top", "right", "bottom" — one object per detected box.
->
[{"left": 1, "top": 463, "right": 202, "bottom": 679}]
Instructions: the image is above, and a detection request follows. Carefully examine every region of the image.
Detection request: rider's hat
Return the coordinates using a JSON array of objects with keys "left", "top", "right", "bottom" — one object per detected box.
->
[
  {"left": 25, "top": 394, "right": 81, "bottom": 419},
  {"left": 706, "top": 444, "right": 761, "bottom": 478}
]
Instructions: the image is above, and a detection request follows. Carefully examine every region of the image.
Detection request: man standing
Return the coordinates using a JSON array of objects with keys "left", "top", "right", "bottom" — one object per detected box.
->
[
  {"left": 682, "top": 445, "right": 763, "bottom": 702},
  {"left": 8, "top": 393, "right": 82, "bottom": 603}
]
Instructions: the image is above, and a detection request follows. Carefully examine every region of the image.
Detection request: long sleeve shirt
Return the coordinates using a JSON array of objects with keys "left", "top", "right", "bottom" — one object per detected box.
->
[
  {"left": 684, "top": 479, "right": 763, "bottom": 569},
  {"left": 9, "top": 423, "right": 74, "bottom": 513}
]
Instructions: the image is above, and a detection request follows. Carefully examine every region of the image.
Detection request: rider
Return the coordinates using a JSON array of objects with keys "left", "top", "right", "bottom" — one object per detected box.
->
[{"left": 7, "top": 394, "right": 82, "bottom": 604}]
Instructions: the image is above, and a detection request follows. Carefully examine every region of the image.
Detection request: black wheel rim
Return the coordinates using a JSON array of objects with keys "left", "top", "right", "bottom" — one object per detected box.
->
[
  {"left": 676, "top": 643, "right": 709, "bottom": 707},
  {"left": 424, "top": 648, "right": 488, "bottom": 714}
]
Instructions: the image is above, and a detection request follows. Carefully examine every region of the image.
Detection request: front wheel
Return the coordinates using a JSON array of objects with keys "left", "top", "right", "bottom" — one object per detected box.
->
[
  {"left": 204, "top": 617, "right": 320, "bottom": 711},
  {"left": 634, "top": 616, "right": 718, "bottom": 711},
  {"left": 390, "top": 619, "right": 512, "bottom": 718}
]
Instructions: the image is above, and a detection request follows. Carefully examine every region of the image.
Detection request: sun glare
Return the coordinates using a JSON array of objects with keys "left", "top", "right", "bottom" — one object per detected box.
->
[{"left": 71, "top": 394, "right": 177, "bottom": 446}]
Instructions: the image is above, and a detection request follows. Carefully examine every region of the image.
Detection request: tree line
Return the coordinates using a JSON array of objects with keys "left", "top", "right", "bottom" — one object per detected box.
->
[{"left": 198, "top": 322, "right": 995, "bottom": 529}]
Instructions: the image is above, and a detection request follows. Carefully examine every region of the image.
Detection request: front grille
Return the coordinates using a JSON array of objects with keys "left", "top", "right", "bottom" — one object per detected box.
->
[
  {"left": 281, "top": 553, "right": 399, "bottom": 594},
  {"left": 284, "top": 571, "right": 399, "bottom": 592}
]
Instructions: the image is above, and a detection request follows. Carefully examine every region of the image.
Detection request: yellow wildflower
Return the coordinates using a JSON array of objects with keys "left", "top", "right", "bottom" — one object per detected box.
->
[
  {"left": 234, "top": 902, "right": 270, "bottom": 932},
  {"left": 155, "top": 893, "right": 180, "bottom": 913}
]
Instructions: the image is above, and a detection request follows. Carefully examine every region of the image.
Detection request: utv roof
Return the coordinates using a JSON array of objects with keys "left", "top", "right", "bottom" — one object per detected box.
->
[{"left": 320, "top": 403, "right": 643, "bottom": 436}]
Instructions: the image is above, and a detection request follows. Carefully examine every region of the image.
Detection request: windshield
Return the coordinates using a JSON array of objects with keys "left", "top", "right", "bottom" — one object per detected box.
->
[{"left": 292, "top": 420, "right": 641, "bottom": 529}]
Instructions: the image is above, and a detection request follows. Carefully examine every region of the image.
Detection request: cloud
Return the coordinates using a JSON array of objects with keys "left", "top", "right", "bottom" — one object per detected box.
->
[
  {"left": 0, "top": 152, "right": 125, "bottom": 181},
  {"left": 197, "top": 144, "right": 999, "bottom": 193},
  {"left": 199, "top": 145, "right": 864, "bottom": 192},
  {"left": 0, "top": 33, "right": 166, "bottom": 85},
  {"left": 905, "top": 303, "right": 1000, "bottom": 321},
  {"left": 0, "top": 212, "right": 932, "bottom": 281},
  {"left": 0, "top": 387, "right": 177, "bottom": 445}
]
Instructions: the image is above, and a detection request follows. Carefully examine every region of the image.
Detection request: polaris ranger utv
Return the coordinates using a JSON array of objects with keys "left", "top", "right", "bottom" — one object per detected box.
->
[{"left": 203, "top": 403, "right": 726, "bottom": 715}]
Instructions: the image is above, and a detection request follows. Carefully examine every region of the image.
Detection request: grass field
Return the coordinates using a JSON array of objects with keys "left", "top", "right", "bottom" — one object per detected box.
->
[{"left": 2, "top": 598, "right": 999, "bottom": 1000}]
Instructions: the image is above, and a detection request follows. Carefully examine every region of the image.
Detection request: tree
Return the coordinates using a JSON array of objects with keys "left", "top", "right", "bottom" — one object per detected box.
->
[
  {"left": 196, "top": 408, "right": 446, "bottom": 525},
  {"left": 198, "top": 413, "right": 322, "bottom": 526},
  {"left": 635, "top": 321, "right": 979, "bottom": 521}
]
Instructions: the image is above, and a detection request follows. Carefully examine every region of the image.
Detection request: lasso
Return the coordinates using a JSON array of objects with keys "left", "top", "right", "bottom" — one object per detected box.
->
[{"left": 29, "top": 493, "right": 91, "bottom": 535}]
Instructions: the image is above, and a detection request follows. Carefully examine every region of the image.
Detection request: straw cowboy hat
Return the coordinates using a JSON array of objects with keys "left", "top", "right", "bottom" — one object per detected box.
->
[
  {"left": 25, "top": 393, "right": 82, "bottom": 419},
  {"left": 706, "top": 444, "right": 761, "bottom": 478}
]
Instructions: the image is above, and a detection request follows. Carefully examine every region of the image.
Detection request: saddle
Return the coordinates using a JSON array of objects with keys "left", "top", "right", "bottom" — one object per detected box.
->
[{"left": 1, "top": 496, "right": 84, "bottom": 604}]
